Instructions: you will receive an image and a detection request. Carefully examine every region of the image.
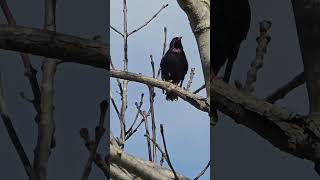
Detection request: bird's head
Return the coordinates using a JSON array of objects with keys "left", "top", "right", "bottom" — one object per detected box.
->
[{"left": 169, "top": 36, "right": 183, "bottom": 50}]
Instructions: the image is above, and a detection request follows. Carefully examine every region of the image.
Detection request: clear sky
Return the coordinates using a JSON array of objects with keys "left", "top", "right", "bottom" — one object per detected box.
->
[{"left": 110, "top": 0, "right": 210, "bottom": 179}]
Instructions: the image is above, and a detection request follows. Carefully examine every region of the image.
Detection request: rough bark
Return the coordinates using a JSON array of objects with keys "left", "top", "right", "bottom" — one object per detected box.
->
[
  {"left": 0, "top": 24, "right": 109, "bottom": 69},
  {"left": 109, "top": 145, "right": 190, "bottom": 180},
  {"left": 212, "top": 78, "right": 320, "bottom": 174},
  {"left": 110, "top": 70, "right": 209, "bottom": 113},
  {"left": 176, "top": 0, "right": 210, "bottom": 97}
]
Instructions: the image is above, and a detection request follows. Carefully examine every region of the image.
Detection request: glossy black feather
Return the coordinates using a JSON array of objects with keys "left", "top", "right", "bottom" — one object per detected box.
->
[
  {"left": 160, "top": 37, "right": 188, "bottom": 101},
  {"left": 212, "top": 0, "right": 251, "bottom": 82}
]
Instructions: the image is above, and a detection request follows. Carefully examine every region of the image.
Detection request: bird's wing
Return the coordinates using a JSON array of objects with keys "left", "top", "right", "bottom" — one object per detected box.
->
[{"left": 181, "top": 51, "right": 189, "bottom": 76}]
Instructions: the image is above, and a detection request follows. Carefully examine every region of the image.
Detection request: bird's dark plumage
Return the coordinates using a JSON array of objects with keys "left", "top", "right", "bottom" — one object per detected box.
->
[
  {"left": 160, "top": 37, "right": 188, "bottom": 101},
  {"left": 212, "top": 0, "right": 251, "bottom": 82}
]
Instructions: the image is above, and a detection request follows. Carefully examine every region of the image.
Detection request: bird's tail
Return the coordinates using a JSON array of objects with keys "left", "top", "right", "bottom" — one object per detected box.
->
[{"left": 165, "top": 91, "right": 178, "bottom": 101}]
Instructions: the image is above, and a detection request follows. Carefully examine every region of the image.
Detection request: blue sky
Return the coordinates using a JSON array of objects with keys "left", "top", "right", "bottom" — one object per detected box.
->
[{"left": 110, "top": 0, "right": 210, "bottom": 179}]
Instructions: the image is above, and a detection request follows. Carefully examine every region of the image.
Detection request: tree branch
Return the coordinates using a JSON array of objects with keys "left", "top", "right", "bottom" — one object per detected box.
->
[
  {"left": 34, "top": 1, "right": 57, "bottom": 179},
  {"left": 176, "top": 0, "right": 210, "bottom": 97},
  {"left": 108, "top": 144, "right": 190, "bottom": 180},
  {"left": 128, "top": 4, "right": 168, "bottom": 36},
  {"left": 265, "top": 72, "right": 305, "bottom": 103},
  {"left": 80, "top": 130, "right": 134, "bottom": 179},
  {"left": 81, "top": 100, "right": 108, "bottom": 180},
  {"left": 212, "top": 78, "right": 320, "bottom": 174},
  {"left": 0, "top": 24, "right": 109, "bottom": 69},
  {"left": 242, "top": 20, "right": 272, "bottom": 93},
  {"left": 110, "top": 69, "right": 209, "bottom": 113},
  {"left": 0, "top": 74, "right": 36, "bottom": 180},
  {"left": 0, "top": 0, "right": 41, "bottom": 118}
]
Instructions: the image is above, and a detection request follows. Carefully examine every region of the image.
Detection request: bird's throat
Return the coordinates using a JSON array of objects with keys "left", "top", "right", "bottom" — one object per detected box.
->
[{"left": 171, "top": 48, "right": 181, "bottom": 53}]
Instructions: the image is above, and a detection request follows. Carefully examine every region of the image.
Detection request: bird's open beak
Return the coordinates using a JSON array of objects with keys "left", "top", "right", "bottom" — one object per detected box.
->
[{"left": 179, "top": 36, "right": 183, "bottom": 40}]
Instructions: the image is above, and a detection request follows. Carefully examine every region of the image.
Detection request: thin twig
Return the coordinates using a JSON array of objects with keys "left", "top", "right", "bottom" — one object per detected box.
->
[
  {"left": 0, "top": 74, "right": 36, "bottom": 180},
  {"left": 265, "top": 72, "right": 305, "bottom": 103},
  {"left": 34, "top": 1, "right": 57, "bottom": 179},
  {"left": 193, "top": 160, "right": 210, "bottom": 180},
  {"left": 160, "top": 154, "right": 165, "bottom": 166},
  {"left": 125, "top": 119, "right": 144, "bottom": 140},
  {"left": 81, "top": 131, "right": 133, "bottom": 179},
  {"left": 119, "top": 0, "right": 129, "bottom": 148},
  {"left": 110, "top": 91, "right": 121, "bottom": 119},
  {"left": 157, "top": 27, "right": 167, "bottom": 79},
  {"left": 193, "top": 84, "right": 205, "bottom": 94},
  {"left": 160, "top": 124, "right": 178, "bottom": 180},
  {"left": 141, "top": 110, "right": 152, "bottom": 161},
  {"left": 185, "top": 68, "right": 195, "bottom": 91},
  {"left": 242, "top": 20, "right": 272, "bottom": 93},
  {"left": 110, "top": 59, "right": 123, "bottom": 94},
  {"left": 81, "top": 100, "right": 108, "bottom": 180},
  {"left": 150, "top": 55, "right": 156, "bottom": 78},
  {"left": 110, "top": 25, "right": 124, "bottom": 37},
  {"left": 144, "top": 134, "right": 167, "bottom": 161},
  {"left": 125, "top": 93, "right": 144, "bottom": 140},
  {"left": 149, "top": 55, "right": 157, "bottom": 162},
  {"left": 0, "top": 0, "right": 41, "bottom": 122},
  {"left": 128, "top": 4, "right": 169, "bottom": 36},
  {"left": 162, "top": 27, "right": 167, "bottom": 57}
]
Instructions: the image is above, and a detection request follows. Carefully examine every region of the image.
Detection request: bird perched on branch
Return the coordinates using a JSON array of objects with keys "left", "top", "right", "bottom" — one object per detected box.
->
[
  {"left": 212, "top": 0, "right": 251, "bottom": 82},
  {"left": 160, "top": 37, "right": 188, "bottom": 101}
]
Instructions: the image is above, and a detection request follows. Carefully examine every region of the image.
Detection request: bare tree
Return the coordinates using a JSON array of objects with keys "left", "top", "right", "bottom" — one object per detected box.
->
[
  {"left": 108, "top": 0, "right": 210, "bottom": 179},
  {"left": 212, "top": 0, "right": 320, "bottom": 176},
  {"left": 0, "top": 0, "right": 210, "bottom": 180}
]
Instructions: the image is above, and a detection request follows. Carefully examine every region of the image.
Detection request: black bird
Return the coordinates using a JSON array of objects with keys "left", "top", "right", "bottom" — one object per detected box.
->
[
  {"left": 160, "top": 37, "right": 188, "bottom": 101},
  {"left": 212, "top": 0, "right": 251, "bottom": 82}
]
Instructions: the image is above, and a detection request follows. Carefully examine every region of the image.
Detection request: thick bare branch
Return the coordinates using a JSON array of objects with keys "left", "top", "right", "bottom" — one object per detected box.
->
[
  {"left": 109, "top": 145, "right": 190, "bottom": 180},
  {"left": 212, "top": 78, "right": 320, "bottom": 174},
  {"left": 176, "top": 0, "right": 210, "bottom": 97},
  {"left": 0, "top": 24, "right": 109, "bottom": 69},
  {"left": 110, "top": 69, "right": 209, "bottom": 113}
]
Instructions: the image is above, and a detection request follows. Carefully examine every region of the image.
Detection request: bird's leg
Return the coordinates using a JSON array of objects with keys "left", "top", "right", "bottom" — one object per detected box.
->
[
  {"left": 223, "top": 59, "right": 235, "bottom": 83},
  {"left": 179, "top": 80, "right": 184, "bottom": 87},
  {"left": 211, "top": 67, "right": 224, "bottom": 81}
]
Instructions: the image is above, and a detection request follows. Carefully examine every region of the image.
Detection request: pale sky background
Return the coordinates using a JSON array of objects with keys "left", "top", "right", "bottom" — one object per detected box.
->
[
  {"left": 1, "top": 1, "right": 319, "bottom": 180},
  {"left": 214, "top": 0, "right": 320, "bottom": 179},
  {"left": 110, "top": 0, "right": 210, "bottom": 179}
]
